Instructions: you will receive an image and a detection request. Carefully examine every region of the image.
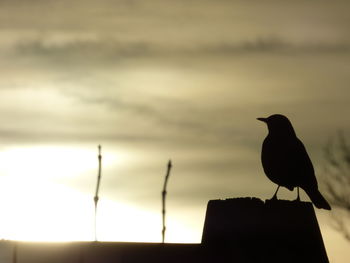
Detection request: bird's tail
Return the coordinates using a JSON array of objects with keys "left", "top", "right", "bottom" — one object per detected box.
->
[{"left": 304, "top": 188, "right": 331, "bottom": 210}]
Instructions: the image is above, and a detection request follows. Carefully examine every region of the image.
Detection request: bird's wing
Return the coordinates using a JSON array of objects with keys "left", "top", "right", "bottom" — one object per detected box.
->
[{"left": 289, "top": 138, "right": 318, "bottom": 188}]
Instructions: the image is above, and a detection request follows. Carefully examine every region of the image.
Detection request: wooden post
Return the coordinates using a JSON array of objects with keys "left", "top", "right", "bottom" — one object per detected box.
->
[{"left": 202, "top": 198, "right": 329, "bottom": 263}]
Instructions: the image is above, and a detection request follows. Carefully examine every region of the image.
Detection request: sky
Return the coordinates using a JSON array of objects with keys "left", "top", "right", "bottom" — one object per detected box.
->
[{"left": 0, "top": 0, "right": 349, "bottom": 262}]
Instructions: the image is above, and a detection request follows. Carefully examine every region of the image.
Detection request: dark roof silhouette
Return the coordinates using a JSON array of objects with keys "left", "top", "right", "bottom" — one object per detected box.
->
[
  {"left": 258, "top": 114, "right": 331, "bottom": 210},
  {"left": 3, "top": 198, "right": 329, "bottom": 263}
]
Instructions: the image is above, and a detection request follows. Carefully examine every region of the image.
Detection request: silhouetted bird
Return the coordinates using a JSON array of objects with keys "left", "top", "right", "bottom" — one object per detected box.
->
[{"left": 258, "top": 114, "right": 331, "bottom": 210}]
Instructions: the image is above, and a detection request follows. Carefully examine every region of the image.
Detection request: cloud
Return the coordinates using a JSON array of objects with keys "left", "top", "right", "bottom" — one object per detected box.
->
[
  {"left": 12, "top": 37, "right": 350, "bottom": 63},
  {"left": 11, "top": 38, "right": 154, "bottom": 70},
  {"left": 201, "top": 39, "right": 350, "bottom": 55},
  {"left": 1, "top": 32, "right": 349, "bottom": 150}
]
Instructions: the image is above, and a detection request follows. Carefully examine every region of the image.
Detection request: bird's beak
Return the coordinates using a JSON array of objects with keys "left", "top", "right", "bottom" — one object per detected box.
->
[{"left": 257, "top": 117, "right": 267, "bottom": 123}]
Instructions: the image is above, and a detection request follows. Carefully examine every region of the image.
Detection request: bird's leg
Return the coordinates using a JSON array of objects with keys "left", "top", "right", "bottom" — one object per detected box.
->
[
  {"left": 271, "top": 185, "right": 280, "bottom": 200},
  {"left": 294, "top": 187, "right": 301, "bottom": 202}
]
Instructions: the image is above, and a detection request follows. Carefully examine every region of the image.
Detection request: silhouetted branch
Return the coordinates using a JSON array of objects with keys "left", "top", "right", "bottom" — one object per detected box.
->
[
  {"left": 162, "top": 160, "right": 172, "bottom": 243},
  {"left": 330, "top": 210, "right": 350, "bottom": 241},
  {"left": 12, "top": 242, "right": 17, "bottom": 263},
  {"left": 94, "top": 145, "right": 102, "bottom": 241},
  {"left": 322, "top": 132, "right": 350, "bottom": 241}
]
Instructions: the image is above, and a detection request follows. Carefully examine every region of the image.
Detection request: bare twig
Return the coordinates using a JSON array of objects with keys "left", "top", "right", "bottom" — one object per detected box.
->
[
  {"left": 12, "top": 242, "right": 17, "bottom": 263},
  {"left": 94, "top": 145, "right": 102, "bottom": 241},
  {"left": 323, "top": 133, "right": 350, "bottom": 241},
  {"left": 162, "top": 160, "right": 172, "bottom": 243}
]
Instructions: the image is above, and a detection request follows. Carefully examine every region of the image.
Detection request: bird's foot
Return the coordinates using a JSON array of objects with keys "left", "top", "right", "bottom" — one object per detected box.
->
[
  {"left": 270, "top": 194, "right": 278, "bottom": 201},
  {"left": 294, "top": 196, "right": 301, "bottom": 202},
  {"left": 294, "top": 187, "right": 301, "bottom": 202}
]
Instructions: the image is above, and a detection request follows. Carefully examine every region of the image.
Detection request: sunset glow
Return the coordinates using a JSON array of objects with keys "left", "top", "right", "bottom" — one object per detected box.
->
[{"left": 0, "top": 146, "right": 197, "bottom": 243}]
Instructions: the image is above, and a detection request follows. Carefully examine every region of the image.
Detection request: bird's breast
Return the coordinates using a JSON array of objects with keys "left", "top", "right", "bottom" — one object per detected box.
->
[{"left": 261, "top": 136, "right": 298, "bottom": 189}]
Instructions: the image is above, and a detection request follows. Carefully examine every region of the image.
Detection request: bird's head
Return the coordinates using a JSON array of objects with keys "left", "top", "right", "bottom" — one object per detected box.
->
[{"left": 257, "top": 114, "right": 296, "bottom": 137}]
